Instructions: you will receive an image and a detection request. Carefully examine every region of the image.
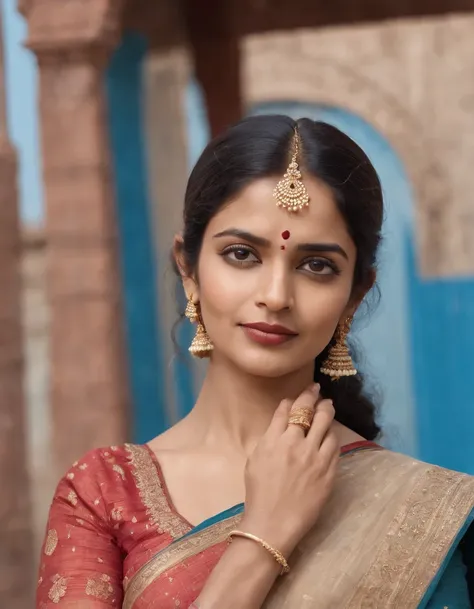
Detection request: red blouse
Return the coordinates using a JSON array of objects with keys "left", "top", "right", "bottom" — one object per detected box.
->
[{"left": 37, "top": 444, "right": 194, "bottom": 607}]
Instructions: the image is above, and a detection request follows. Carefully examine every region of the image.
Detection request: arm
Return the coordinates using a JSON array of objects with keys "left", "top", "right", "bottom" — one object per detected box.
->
[
  {"left": 37, "top": 453, "right": 123, "bottom": 608},
  {"left": 191, "top": 528, "right": 291, "bottom": 609},
  {"left": 195, "top": 385, "right": 338, "bottom": 609}
]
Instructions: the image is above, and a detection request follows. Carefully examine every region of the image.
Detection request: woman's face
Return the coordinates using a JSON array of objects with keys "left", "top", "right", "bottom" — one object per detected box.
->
[{"left": 183, "top": 176, "right": 358, "bottom": 378}]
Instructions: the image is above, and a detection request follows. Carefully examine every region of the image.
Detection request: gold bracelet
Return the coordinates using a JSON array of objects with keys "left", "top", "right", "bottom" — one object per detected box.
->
[{"left": 228, "top": 530, "right": 290, "bottom": 575}]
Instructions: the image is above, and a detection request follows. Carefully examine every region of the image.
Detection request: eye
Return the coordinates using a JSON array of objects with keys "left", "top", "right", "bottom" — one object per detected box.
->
[
  {"left": 299, "top": 257, "right": 340, "bottom": 276},
  {"left": 221, "top": 245, "right": 260, "bottom": 266}
]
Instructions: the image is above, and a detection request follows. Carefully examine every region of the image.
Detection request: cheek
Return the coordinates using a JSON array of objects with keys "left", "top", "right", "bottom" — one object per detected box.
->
[
  {"left": 298, "top": 279, "right": 352, "bottom": 333},
  {"left": 197, "top": 254, "right": 249, "bottom": 321}
]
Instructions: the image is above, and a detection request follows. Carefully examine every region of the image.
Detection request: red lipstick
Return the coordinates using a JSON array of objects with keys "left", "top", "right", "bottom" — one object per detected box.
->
[{"left": 240, "top": 322, "right": 298, "bottom": 346}]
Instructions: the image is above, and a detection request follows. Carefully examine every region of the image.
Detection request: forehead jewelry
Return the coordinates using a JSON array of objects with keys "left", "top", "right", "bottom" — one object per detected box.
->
[{"left": 273, "top": 129, "right": 310, "bottom": 213}]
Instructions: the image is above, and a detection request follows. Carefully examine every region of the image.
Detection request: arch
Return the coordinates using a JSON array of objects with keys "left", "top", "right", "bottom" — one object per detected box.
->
[
  {"left": 254, "top": 100, "right": 417, "bottom": 455},
  {"left": 243, "top": 31, "right": 450, "bottom": 276}
]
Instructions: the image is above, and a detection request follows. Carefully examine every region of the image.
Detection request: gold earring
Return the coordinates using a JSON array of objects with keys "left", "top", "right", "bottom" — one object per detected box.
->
[
  {"left": 320, "top": 317, "right": 357, "bottom": 380},
  {"left": 185, "top": 298, "right": 199, "bottom": 323},
  {"left": 186, "top": 297, "right": 214, "bottom": 358}
]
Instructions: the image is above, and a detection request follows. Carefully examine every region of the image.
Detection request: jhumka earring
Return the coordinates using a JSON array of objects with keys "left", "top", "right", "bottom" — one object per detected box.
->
[
  {"left": 185, "top": 297, "right": 214, "bottom": 358},
  {"left": 320, "top": 317, "right": 357, "bottom": 380},
  {"left": 273, "top": 128, "right": 310, "bottom": 213}
]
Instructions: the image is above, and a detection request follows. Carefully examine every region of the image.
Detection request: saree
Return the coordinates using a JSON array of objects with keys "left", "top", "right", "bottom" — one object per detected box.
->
[{"left": 123, "top": 443, "right": 474, "bottom": 609}]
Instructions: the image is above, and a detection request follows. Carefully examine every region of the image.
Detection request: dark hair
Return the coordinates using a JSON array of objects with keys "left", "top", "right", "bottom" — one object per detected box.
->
[{"left": 176, "top": 115, "right": 383, "bottom": 440}]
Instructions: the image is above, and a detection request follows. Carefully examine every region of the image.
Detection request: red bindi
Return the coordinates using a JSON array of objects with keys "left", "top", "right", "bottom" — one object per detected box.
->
[{"left": 281, "top": 230, "right": 290, "bottom": 240}]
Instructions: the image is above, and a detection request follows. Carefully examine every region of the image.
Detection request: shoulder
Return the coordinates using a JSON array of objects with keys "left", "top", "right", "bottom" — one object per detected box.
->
[{"left": 53, "top": 444, "right": 153, "bottom": 515}]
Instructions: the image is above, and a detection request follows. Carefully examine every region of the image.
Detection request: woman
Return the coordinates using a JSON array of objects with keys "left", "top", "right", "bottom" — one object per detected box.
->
[{"left": 37, "top": 115, "right": 474, "bottom": 608}]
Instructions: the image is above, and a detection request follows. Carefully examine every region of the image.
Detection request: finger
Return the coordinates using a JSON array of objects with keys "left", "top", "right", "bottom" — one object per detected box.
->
[
  {"left": 325, "top": 442, "right": 341, "bottom": 481},
  {"left": 317, "top": 429, "right": 340, "bottom": 467},
  {"left": 285, "top": 384, "right": 320, "bottom": 439},
  {"left": 266, "top": 399, "right": 293, "bottom": 437},
  {"left": 306, "top": 399, "right": 335, "bottom": 447}
]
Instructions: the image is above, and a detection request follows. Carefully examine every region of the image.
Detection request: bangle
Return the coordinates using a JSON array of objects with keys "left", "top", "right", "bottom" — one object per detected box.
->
[{"left": 228, "top": 530, "right": 290, "bottom": 575}]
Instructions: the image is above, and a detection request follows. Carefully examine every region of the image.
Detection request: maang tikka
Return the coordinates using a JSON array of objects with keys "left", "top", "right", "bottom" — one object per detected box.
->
[
  {"left": 185, "top": 297, "right": 214, "bottom": 358},
  {"left": 273, "top": 128, "right": 310, "bottom": 213}
]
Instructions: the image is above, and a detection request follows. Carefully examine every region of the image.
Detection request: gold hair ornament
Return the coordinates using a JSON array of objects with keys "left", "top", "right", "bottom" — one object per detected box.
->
[{"left": 273, "top": 129, "right": 310, "bottom": 213}]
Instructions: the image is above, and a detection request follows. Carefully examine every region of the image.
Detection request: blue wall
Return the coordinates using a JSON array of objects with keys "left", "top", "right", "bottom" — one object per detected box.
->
[
  {"left": 105, "top": 33, "right": 167, "bottom": 442},
  {"left": 408, "top": 240, "right": 474, "bottom": 473}
]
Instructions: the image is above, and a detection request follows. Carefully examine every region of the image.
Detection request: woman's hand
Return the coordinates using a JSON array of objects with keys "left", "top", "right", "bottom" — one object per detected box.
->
[{"left": 241, "top": 383, "right": 338, "bottom": 557}]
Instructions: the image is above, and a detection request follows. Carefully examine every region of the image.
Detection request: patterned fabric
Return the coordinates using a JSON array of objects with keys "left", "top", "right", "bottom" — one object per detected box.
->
[
  {"left": 36, "top": 444, "right": 193, "bottom": 607},
  {"left": 37, "top": 442, "right": 473, "bottom": 608}
]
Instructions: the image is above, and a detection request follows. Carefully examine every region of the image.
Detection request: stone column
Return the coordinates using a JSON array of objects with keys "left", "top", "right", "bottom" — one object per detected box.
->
[
  {"left": 144, "top": 47, "right": 205, "bottom": 422},
  {"left": 0, "top": 9, "right": 34, "bottom": 608},
  {"left": 26, "top": 2, "right": 129, "bottom": 473}
]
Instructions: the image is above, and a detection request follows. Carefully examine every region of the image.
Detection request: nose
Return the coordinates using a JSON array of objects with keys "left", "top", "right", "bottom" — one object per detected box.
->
[{"left": 255, "top": 264, "right": 294, "bottom": 312}]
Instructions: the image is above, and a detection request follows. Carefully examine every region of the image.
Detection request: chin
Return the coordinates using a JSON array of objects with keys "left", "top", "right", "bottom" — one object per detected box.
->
[{"left": 231, "top": 349, "right": 304, "bottom": 379}]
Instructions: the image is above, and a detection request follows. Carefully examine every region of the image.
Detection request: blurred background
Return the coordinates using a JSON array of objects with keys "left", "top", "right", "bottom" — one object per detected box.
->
[{"left": 1, "top": 0, "right": 473, "bottom": 605}]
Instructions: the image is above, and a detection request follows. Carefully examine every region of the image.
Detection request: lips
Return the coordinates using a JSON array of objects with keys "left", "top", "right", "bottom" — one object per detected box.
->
[
  {"left": 240, "top": 322, "right": 298, "bottom": 346},
  {"left": 241, "top": 322, "right": 297, "bottom": 336}
]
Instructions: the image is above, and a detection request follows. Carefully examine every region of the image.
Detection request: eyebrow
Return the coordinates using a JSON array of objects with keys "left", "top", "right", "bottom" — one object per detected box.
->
[{"left": 213, "top": 229, "right": 349, "bottom": 260}]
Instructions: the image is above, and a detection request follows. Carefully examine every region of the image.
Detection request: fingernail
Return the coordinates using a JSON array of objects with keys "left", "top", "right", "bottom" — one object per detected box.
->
[{"left": 312, "top": 383, "right": 320, "bottom": 393}]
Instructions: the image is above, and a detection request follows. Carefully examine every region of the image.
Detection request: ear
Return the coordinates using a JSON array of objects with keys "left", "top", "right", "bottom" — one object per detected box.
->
[
  {"left": 342, "top": 269, "right": 376, "bottom": 322},
  {"left": 173, "top": 233, "right": 199, "bottom": 301}
]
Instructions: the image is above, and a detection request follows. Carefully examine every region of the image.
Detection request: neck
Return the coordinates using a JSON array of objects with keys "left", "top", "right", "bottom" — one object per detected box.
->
[{"left": 186, "top": 355, "right": 314, "bottom": 456}]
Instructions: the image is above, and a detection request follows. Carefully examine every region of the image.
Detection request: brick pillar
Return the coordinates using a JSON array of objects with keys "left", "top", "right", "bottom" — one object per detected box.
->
[
  {"left": 0, "top": 11, "right": 34, "bottom": 607},
  {"left": 37, "top": 50, "right": 130, "bottom": 472},
  {"left": 26, "top": 13, "right": 130, "bottom": 471}
]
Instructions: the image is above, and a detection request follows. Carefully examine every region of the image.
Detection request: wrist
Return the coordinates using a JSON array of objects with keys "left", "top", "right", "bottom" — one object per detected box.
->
[{"left": 238, "top": 516, "right": 299, "bottom": 559}]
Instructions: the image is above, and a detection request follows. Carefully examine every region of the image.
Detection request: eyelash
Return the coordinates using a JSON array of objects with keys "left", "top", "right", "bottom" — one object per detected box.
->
[{"left": 220, "top": 244, "right": 341, "bottom": 276}]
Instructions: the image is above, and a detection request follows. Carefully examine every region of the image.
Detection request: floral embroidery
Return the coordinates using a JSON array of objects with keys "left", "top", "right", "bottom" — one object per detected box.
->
[
  {"left": 67, "top": 490, "right": 77, "bottom": 506},
  {"left": 110, "top": 507, "right": 123, "bottom": 522},
  {"left": 76, "top": 518, "right": 84, "bottom": 525},
  {"left": 131, "top": 516, "right": 137, "bottom": 523},
  {"left": 78, "top": 463, "right": 88, "bottom": 471},
  {"left": 72, "top": 461, "right": 78, "bottom": 467},
  {"left": 48, "top": 575, "right": 67, "bottom": 603},
  {"left": 44, "top": 529, "right": 58, "bottom": 556},
  {"left": 97, "top": 557, "right": 104, "bottom": 563},
  {"left": 94, "top": 498, "right": 101, "bottom": 505},
  {"left": 123, "top": 576, "right": 130, "bottom": 591},
  {"left": 113, "top": 464, "right": 126, "bottom": 480},
  {"left": 38, "top": 576, "right": 43, "bottom": 587},
  {"left": 126, "top": 444, "right": 190, "bottom": 538},
  {"left": 66, "top": 473, "right": 74, "bottom": 480},
  {"left": 111, "top": 445, "right": 118, "bottom": 451},
  {"left": 86, "top": 574, "right": 114, "bottom": 600}
]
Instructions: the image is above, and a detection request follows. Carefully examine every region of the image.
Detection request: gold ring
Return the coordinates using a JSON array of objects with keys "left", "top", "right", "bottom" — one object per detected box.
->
[
  {"left": 290, "top": 407, "right": 314, "bottom": 420},
  {"left": 288, "top": 415, "right": 312, "bottom": 432}
]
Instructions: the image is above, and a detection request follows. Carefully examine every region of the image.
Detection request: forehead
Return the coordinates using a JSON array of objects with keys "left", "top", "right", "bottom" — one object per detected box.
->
[{"left": 207, "top": 176, "right": 355, "bottom": 251}]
